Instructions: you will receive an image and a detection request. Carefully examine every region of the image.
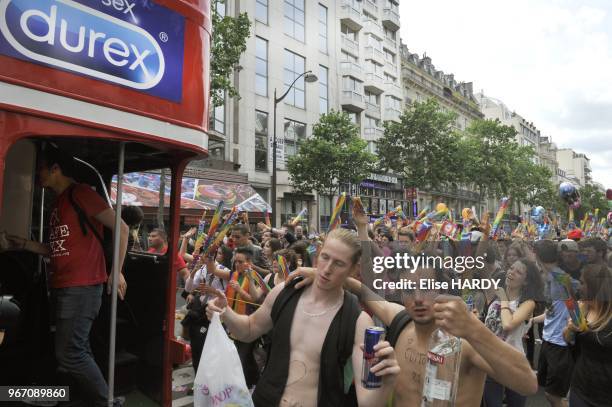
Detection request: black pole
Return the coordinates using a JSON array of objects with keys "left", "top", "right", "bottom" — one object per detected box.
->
[
  {"left": 270, "top": 71, "right": 314, "bottom": 228},
  {"left": 272, "top": 89, "right": 277, "bottom": 228}
]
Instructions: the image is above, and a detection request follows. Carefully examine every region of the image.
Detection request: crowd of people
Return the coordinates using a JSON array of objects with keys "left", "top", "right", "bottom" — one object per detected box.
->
[
  {"left": 2, "top": 145, "right": 608, "bottom": 407},
  {"left": 170, "top": 202, "right": 612, "bottom": 407}
]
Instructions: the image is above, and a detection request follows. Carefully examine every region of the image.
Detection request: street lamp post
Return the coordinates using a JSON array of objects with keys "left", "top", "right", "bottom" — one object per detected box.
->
[{"left": 271, "top": 70, "right": 317, "bottom": 227}]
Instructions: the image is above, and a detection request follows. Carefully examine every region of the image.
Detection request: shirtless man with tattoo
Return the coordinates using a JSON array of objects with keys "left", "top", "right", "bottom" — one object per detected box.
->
[
  {"left": 206, "top": 229, "right": 400, "bottom": 407},
  {"left": 290, "top": 266, "right": 538, "bottom": 406}
]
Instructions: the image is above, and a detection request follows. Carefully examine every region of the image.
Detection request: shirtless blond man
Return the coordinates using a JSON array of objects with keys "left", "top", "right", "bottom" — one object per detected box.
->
[
  {"left": 206, "top": 229, "right": 400, "bottom": 407},
  {"left": 291, "top": 266, "right": 538, "bottom": 406}
]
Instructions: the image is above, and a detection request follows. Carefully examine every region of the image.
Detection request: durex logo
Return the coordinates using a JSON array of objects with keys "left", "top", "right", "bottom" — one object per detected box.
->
[{"left": 0, "top": 0, "right": 168, "bottom": 91}]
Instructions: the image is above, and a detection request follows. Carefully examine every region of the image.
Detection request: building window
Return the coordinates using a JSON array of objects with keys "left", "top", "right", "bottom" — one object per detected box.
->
[
  {"left": 343, "top": 76, "right": 362, "bottom": 93},
  {"left": 256, "top": 0, "right": 268, "bottom": 24},
  {"left": 385, "top": 95, "right": 400, "bottom": 110},
  {"left": 281, "top": 198, "right": 309, "bottom": 226},
  {"left": 341, "top": 24, "right": 358, "bottom": 41},
  {"left": 210, "top": 97, "right": 225, "bottom": 134},
  {"left": 255, "top": 37, "right": 268, "bottom": 97},
  {"left": 208, "top": 139, "right": 225, "bottom": 159},
  {"left": 365, "top": 91, "right": 379, "bottom": 106},
  {"left": 367, "top": 141, "right": 378, "bottom": 154},
  {"left": 284, "top": 0, "right": 305, "bottom": 42},
  {"left": 343, "top": 110, "right": 359, "bottom": 124},
  {"left": 283, "top": 50, "right": 306, "bottom": 108},
  {"left": 215, "top": 0, "right": 226, "bottom": 16},
  {"left": 364, "top": 115, "right": 380, "bottom": 129},
  {"left": 319, "top": 4, "right": 328, "bottom": 53},
  {"left": 341, "top": 51, "right": 358, "bottom": 63},
  {"left": 255, "top": 111, "right": 268, "bottom": 171},
  {"left": 384, "top": 49, "right": 395, "bottom": 64},
  {"left": 284, "top": 119, "right": 306, "bottom": 159},
  {"left": 319, "top": 65, "right": 328, "bottom": 114},
  {"left": 384, "top": 27, "right": 396, "bottom": 41}
]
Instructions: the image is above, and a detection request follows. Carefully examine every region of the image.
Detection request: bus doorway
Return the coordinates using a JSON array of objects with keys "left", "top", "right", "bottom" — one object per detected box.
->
[{"left": 0, "top": 136, "right": 193, "bottom": 406}]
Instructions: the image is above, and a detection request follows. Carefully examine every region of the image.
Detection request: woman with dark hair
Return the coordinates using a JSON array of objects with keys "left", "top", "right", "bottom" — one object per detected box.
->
[
  {"left": 122, "top": 205, "right": 145, "bottom": 251},
  {"left": 262, "top": 238, "right": 282, "bottom": 270},
  {"left": 483, "top": 258, "right": 543, "bottom": 406},
  {"left": 564, "top": 264, "right": 612, "bottom": 407},
  {"left": 263, "top": 248, "right": 298, "bottom": 290},
  {"left": 289, "top": 239, "right": 312, "bottom": 267}
]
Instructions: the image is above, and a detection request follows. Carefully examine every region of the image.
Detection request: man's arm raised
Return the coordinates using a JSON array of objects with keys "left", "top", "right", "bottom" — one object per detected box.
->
[
  {"left": 433, "top": 295, "right": 538, "bottom": 396},
  {"left": 206, "top": 281, "right": 285, "bottom": 343}
]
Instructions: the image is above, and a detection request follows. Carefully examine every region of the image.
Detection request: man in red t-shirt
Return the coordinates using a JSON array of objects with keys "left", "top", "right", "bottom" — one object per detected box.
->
[
  {"left": 8, "top": 146, "right": 128, "bottom": 407},
  {"left": 147, "top": 228, "right": 189, "bottom": 281}
]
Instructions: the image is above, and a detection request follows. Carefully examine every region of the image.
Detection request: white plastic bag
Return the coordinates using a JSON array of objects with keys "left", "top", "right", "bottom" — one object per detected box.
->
[{"left": 193, "top": 312, "right": 254, "bottom": 406}]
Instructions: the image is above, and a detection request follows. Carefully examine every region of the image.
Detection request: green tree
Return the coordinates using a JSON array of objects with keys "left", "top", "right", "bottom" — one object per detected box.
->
[
  {"left": 459, "top": 119, "right": 521, "bottom": 202},
  {"left": 210, "top": 0, "right": 251, "bottom": 107},
  {"left": 576, "top": 184, "right": 608, "bottom": 219},
  {"left": 506, "top": 145, "right": 558, "bottom": 210},
  {"left": 377, "top": 99, "right": 460, "bottom": 190},
  {"left": 287, "top": 110, "right": 377, "bottom": 196}
]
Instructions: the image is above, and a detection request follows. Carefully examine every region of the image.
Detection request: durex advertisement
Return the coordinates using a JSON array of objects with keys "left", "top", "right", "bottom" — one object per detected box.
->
[{"left": 0, "top": 0, "right": 184, "bottom": 101}]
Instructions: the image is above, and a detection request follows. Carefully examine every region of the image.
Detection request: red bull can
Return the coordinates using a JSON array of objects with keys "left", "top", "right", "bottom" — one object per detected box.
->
[{"left": 361, "top": 326, "right": 385, "bottom": 389}]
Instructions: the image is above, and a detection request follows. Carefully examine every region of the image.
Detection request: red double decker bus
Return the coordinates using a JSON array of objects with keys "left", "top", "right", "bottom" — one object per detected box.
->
[{"left": 0, "top": 0, "right": 211, "bottom": 405}]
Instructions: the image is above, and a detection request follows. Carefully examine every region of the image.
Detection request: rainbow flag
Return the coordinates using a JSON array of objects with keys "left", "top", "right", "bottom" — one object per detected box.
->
[
  {"left": 199, "top": 200, "right": 224, "bottom": 256},
  {"left": 247, "top": 269, "right": 270, "bottom": 294},
  {"left": 291, "top": 207, "right": 308, "bottom": 226},
  {"left": 277, "top": 255, "right": 289, "bottom": 280},
  {"left": 205, "top": 206, "right": 240, "bottom": 254},
  {"left": 490, "top": 197, "right": 510, "bottom": 239},
  {"left": 327, "top": 193, "right": 346, "bottom": 232}
]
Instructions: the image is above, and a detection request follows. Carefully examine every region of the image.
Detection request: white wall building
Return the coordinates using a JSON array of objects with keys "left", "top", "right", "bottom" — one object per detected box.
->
[
  {"left": 198, "top": 0, "right": 404, "bottom": 229},
  {"left": 556, "top": 149, "right": 592, "bottom": 188}
]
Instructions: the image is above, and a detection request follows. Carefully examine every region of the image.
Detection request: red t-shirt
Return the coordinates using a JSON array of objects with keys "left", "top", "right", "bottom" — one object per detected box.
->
[
  {"left": 147, "top": 246, "right": 187, "bottom": 271},
  {"left": 49, "top": 184, "right": 109, "bottom": 288}
]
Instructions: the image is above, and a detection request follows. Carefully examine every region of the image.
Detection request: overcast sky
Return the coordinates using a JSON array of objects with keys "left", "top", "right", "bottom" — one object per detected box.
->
[{"left": 399, "top": 0, "right": 611, "bottom": 187}]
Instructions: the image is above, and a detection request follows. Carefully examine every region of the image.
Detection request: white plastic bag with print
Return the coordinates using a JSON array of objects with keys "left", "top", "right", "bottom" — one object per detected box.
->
[{"left": 193, "top": 312, "right": 254, "bottom": 406}]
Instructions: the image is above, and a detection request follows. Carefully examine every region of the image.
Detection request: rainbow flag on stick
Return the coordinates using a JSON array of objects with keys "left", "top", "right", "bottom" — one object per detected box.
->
[
  {"left": 490, "top": 197, "right": 510, "bottom": 239},
  {"left": 199, "top": 200, "right": 225, "bottom": 258},
  {"left": 291, "top": 207, "right": 308, "bottom": 226},
  {"left": 204, "top": 206, "right": 240, "bottom": 255},
  {"left": 247, "top": 269, "right": 270, "bottom": 294},
  {"left": 327, "top": 193, "right": 346, "bottom": 232},
  {"left": 277, "top": 255, "right": 289, "bottom": 280}
]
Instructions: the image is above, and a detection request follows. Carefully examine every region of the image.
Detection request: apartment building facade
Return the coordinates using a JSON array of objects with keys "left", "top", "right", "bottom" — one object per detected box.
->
[
  {"left": 399, "top": 47, "right": 486, "bottom": 217},
  {"left": 199, "top": 0, "right": 406, "bottom": 229},
  {"left": 556, "top": 149, "right": 592, "bottom": 188}
]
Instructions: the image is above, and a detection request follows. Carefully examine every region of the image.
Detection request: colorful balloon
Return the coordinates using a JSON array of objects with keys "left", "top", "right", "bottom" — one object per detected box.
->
[
  {"left": 531, "top": 206, "right": 545, "bottom": 224},
  {"left": 606, "top": 188, "right": 612, "bottom": 200},
  {"left": 559, "top": 182, "right": 580, "bottom": 207},
  {"left": 436, "top": 203, "right": 448, "bottom": 213}
]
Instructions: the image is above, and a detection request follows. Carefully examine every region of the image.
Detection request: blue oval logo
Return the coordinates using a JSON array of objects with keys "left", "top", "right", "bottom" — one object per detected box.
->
[{"left": 0, "top": 0, "right": 165, "bottom": 90}]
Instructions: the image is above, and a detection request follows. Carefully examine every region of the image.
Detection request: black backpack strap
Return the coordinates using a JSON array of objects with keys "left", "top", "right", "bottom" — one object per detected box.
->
[
  {"left": 387, "top": 309, "right": 413, "bottom": 347},
  {"left": 68, "top": 184, "right": 104, "bottom": 246}
]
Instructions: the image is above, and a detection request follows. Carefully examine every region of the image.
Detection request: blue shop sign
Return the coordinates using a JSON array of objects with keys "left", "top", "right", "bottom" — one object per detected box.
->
[{"left": 0, "top": 0, "right": 185, "bottom": 102}]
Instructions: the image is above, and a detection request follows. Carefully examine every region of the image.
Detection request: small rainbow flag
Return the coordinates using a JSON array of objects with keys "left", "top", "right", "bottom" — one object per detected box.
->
[
  {"left": 291, "top": 207, "right": 308, "bottom": 226},
  {"left": 328, "top": 193, "right": 346, "bottom": 232},
  {"left": 277, "top": 255, "right": 289, "bottom": 280},
  {"left": 246, "top": 269, "right": 270, "bottom": 294},
  {"left": 490, "top": 197, "right": 510, "bottom": 239}
]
